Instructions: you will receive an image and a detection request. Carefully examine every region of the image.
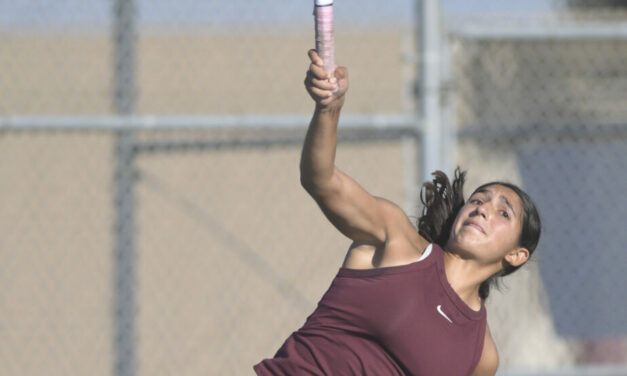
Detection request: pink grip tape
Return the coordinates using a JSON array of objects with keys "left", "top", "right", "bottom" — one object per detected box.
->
[{"left": 314, "top": 4, "right": 335, "bottom": 74}]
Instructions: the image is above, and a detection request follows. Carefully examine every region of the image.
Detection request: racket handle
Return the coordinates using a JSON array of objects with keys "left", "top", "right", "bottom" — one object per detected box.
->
[{"left": 314, "top": 0, "right": 335, "bottom": 75}]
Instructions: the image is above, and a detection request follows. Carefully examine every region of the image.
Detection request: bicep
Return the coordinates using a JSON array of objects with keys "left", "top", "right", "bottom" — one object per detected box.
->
[{"left": 305, "top": 167, "right": 402, "bottom": 244}]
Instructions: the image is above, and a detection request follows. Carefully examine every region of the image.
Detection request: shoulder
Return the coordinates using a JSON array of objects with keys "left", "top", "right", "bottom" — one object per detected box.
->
[
  {"left": 374, "top": 198, "right": 423, "bottom": 238},
  {"left": 471, "top": 324, "right": 499, "bottom": 376},
  {"left": 378, "top": 198, "right": 431, "bottom": 266},
  {"left": 343, "top": 197, "right": 430, "bottom": 269}
]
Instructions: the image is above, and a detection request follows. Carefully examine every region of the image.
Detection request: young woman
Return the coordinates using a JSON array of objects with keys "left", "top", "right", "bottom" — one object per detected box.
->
[{"left": 254, "top": 50, "right": 541, "bottom": 376}]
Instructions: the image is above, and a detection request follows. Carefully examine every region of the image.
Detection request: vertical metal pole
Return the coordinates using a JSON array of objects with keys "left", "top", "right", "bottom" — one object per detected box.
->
[
  {"left": 401, "top": 9, "right": 420, "bottom": 217},
  {"left": 440, "top": 33, "right": 456, "bottom": 175},
  {"left": 113, "top": 0, "right": 136, "bottom": 376},
  {"left": 402, "top": 135, "right": 419, "bottom": 217},
  {"left": 417, "top": 0, "right": 443, "bottom": 183}
]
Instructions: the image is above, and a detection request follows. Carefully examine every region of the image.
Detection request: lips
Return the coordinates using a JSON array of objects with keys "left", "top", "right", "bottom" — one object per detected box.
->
[{"left": 463, "top": 220, "right": 485, "bottom": 234}]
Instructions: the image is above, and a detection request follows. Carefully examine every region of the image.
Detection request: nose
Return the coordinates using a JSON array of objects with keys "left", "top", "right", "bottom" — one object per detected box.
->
[{"left": 471, "top": 205, "right": 487, "bottom": 219}]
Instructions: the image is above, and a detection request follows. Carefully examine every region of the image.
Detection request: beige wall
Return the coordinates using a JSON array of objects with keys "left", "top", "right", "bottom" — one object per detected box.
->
[
  {"left": 0, "top": 31, "right": 408, "bottom": 115},
  {"left": 0, "top": 132, "right": 114, "bottom": 375}
]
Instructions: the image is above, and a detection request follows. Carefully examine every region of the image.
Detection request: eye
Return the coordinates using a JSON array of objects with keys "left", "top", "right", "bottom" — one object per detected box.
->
[
  {"left": 470, "top": 199, "right": 482, "bottom": 205},
  {"left": 500, "top": 210, "right": 510, "bottom": 219}
]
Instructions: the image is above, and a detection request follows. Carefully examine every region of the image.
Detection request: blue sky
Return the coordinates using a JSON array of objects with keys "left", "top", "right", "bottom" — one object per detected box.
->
[{"left": 0, "top": 0, "right": 558, "bottom": 30}]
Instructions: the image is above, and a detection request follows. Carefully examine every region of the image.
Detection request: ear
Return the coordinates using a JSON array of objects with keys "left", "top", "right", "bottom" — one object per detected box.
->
[{"left": 504, "top": 247, "right": 529, "bottom": 267}]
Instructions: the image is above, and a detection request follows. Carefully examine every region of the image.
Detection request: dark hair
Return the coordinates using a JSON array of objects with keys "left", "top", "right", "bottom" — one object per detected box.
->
[{"left": 417, "top": 168, "right": 541, "bottom": 300}]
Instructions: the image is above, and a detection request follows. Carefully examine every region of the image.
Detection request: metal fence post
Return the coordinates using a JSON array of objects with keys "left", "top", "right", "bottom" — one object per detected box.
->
[
  {"left": 112, "top": 0, "right": 137, "bottom": 376},
  {"left": 417, "top": 0, "right": 444, "bottom": 183}
]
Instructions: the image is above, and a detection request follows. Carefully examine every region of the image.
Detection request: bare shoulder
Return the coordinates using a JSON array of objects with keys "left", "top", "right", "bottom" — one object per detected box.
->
[
  {"left": 471, "top": 324, "right": 499, "bottom": 376},
  {"left": 374, "top": 197, "right": 412, "bottom": 226},
  {"left": 342, "top": 197, "right": 430, "bottom": 269},
  {"left": 370, "top": 197, "right": 430, "bottom": 265}
]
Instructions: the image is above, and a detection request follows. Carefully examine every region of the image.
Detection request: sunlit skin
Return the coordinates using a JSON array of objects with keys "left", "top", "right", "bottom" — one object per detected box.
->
[{"left": 443, "top": 184, "right": 530, "bottom": 311}]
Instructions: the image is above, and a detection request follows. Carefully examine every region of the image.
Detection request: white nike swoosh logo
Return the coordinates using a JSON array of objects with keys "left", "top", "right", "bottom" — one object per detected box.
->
[{"left": 437, "top": 305, "right": 453, "bottom": 323}]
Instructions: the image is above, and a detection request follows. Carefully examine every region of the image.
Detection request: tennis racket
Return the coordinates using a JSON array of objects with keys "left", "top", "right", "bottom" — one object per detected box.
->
[{"left": 314, "top": 0, "right": 335, "bottom": 75}]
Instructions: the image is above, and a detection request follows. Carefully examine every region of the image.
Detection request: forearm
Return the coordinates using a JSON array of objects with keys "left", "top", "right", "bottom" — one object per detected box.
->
[
  {"left": 301, "top": 49, "right": 348, "bottom": 190},
  {"left": 300, "top": 104, "right": 342, "bottom": 188}
]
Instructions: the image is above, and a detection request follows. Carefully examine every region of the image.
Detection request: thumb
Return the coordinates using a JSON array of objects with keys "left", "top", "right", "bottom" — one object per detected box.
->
[
  {"left": 334, "top": 66, "right": 348, "bottom": 81},
  {"left": 333, "top": 66, "right": 349, "bottom": 93}
]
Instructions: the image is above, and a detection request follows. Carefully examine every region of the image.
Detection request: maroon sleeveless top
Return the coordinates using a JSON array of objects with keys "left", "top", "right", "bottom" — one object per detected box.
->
[{"left": 254, "top": 243, "right": 487, "bottom": 376}]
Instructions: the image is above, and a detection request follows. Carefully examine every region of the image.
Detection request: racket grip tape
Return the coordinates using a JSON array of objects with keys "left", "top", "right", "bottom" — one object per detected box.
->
[{"left": 314, "top": 0, "right": 335, "bottom": 75}]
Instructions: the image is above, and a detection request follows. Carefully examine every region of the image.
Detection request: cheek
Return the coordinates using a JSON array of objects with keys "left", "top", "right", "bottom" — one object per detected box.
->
[
  {"left": 493, "top": 221, "right": 521, "bottom": 248},
  {"left": 449, "top": 215, "right": 468, "bottom": 240},
  {"left": 451, "top": 207, "right": 471, "bottom": 228},
  {"left": 451, "top": 215, "right": 463, "bottom": 231}
]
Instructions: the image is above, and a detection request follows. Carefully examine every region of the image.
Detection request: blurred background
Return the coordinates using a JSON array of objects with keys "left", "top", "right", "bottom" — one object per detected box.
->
[{"left": 1, "top": 0, "right": 626, "bottom": 375}]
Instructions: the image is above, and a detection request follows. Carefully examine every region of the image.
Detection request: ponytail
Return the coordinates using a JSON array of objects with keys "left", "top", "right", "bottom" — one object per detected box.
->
[{"left": 417, "top": 168, "right": 466, "bottom": 246}]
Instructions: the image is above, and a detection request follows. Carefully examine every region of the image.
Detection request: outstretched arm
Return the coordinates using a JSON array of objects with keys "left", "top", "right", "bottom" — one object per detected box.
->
[
  {"left": 300, "top": 49, "right": 347, "bottom": 196},
  {"left": 300, "top": 50, "right": 422, "bottom": 251}
]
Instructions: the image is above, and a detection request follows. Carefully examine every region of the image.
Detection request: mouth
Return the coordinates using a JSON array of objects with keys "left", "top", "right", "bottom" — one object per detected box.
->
[{"left": 463, "top": 220, "right": 485, "bottom": 234}]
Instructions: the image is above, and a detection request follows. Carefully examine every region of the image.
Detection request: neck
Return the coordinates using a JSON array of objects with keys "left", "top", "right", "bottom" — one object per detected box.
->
[{"left": 442, "top": 250, "right": 499, "bottom": 311}]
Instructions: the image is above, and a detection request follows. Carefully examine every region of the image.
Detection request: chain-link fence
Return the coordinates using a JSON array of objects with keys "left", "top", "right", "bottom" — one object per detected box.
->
[
  {"left": 448, "top": 14, "right": 627, "bottom": 372},
  {"left": 1, "top": 1, "right": 626, "bottom": 375}
]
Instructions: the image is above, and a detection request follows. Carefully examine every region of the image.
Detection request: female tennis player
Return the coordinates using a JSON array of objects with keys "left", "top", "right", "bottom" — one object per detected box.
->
[{"left": 253, "top": 50, "right": 541, "bottom": 376}]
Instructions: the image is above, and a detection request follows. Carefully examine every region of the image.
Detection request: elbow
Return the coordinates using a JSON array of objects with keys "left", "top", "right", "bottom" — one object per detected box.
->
[
  {"left": 300, "top": 173, "right": 320, "bottom": 195},
  {"left": 299, "top": 161, "right": 313, "bottom": 191},
  {"left": 299, "top": 161, "right": 323, "bottom": 193},
  {"left": 300, "top": 174, "right": 313, "bottom": 192}
]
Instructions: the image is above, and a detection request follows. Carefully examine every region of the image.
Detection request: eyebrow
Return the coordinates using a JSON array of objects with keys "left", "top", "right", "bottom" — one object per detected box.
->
[
  {"left": 474, "top": 187, "right": 517, "bottom": 218},
  {"left": 500, "top": 196, "right": 517, "bottom": 218}
]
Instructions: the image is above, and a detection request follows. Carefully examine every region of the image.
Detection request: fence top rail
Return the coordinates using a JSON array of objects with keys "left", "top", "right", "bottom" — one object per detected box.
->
[
  {"left": 0, "top": 114, "right": 419, "bottom": 131},
  {"left": 449, "top": 21, "right": 627, "bottom": 40}
]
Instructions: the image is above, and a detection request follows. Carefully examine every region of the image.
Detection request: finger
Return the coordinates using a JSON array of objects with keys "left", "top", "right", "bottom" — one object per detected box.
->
[
  {"left": 309, "top": 63, "right": 330, "bottom": 80},
  {"left": 308, "top": 49, "right": 323, "bottom": 66},
  {"left": 311, "top": 77, "right": 337, "bottom": 91},
  {"left": 304, "top": 70, "right": 335, "bottom": 91},
  {"left": 304, "top": 69, "right": 314, "bottom": 83},
  {"left": 308, "top": 86, "right": 334, "bottom": 100}
]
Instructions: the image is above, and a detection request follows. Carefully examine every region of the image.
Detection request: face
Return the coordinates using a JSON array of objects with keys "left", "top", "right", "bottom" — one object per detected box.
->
[{"left": 446, "top": 184, "right": 528, "bottom": 266}]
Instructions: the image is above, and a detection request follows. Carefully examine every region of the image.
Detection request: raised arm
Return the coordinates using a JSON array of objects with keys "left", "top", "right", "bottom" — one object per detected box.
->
[{"left": 300, "top": 50, "right": 425, "bottom": 255}]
